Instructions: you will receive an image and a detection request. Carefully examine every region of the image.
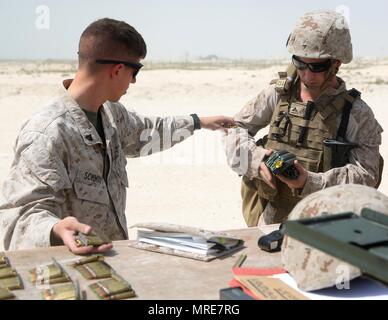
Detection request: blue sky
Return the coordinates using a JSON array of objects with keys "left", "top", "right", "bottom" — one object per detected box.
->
[{"left": 0, "top": 0, "right": 387, "bottom": 60}]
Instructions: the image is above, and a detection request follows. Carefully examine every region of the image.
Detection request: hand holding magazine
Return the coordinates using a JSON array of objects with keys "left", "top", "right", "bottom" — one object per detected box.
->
[{"left": 129, "top": 223, "right": 244, "bottom": 261}]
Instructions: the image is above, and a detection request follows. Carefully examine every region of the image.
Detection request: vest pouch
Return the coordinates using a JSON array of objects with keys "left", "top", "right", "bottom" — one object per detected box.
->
[
  {"left": 323, "top": 139, "right": 359, "bottom": 172},
  {"left": 241, "top": 175, "right": 270, "bottom": 227},
  {"left": 255, "top": 174, "right": 278, "bottom": 201},
  {"left": 296, "top": 155, "right": 322, "bottom": 173}
]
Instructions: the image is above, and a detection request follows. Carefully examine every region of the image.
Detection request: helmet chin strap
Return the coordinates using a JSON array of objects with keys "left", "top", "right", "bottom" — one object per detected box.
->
[{"left": 319, "top": 61, "right": 338, "bottom": 94}]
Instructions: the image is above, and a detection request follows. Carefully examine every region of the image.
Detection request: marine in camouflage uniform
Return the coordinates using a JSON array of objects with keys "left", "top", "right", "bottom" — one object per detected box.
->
[
  {"left": 224, "top": 10, "right": 383, "bottom": 227},
  {"left": 0, "top": 19, "right": 234, "bottom": 252},
  {"left": 282, "top": 184, "right": 388, "bottom": 291},
  {"left": 0, "top": 80, "right": 197, "bottom": 250}
]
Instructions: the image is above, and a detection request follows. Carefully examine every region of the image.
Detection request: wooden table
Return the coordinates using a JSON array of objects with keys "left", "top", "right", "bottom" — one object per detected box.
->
[{"left": 4, "top": 227, "right": 281, "bottom": 300}]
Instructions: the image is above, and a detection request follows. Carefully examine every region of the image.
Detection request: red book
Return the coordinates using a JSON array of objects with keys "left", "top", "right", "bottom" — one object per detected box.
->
[{"left": 229, "top": 267, "right": 287, "bottom": 299}]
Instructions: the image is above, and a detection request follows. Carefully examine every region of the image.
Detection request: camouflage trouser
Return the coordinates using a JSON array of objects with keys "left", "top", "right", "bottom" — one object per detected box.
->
[{"left": 241, "top": 176, "right": 268, "bottom": 227}]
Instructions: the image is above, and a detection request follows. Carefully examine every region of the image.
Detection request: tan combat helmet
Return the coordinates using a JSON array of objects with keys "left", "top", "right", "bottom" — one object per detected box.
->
[
  {"left": 287, "top": 10, "right": 353, "bottom": 64},
  {"left": 282, "top": 184, "right": 388, "bottom": 291}
]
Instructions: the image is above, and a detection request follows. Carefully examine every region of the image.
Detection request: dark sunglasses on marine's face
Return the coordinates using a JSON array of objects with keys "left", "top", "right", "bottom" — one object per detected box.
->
[
  {"left": 95, "top": 59, "right": 143, "bottom": 78},
  {"left": 292, "top": 55, "right": 332, "bottom": 73}
]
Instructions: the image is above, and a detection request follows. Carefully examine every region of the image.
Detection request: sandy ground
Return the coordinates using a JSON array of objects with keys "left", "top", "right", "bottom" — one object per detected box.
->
[{"left": 0, "top": 59, "right": 388, "bottom": 237}]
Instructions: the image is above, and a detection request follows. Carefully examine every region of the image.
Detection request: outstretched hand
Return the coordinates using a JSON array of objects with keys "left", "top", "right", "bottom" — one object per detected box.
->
[
  {"left": 199, "top": 116, "right": 236, "bottom": 132},
  {"left": 51, "top": 216, "right": 113, "bottom": 255}
]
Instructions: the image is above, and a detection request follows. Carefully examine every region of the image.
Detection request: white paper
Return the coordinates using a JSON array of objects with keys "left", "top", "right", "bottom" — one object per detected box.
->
[
  {"left": 137, "top": 237, "right": 220, "bottom": 255},
  {"left": 272, "top": 273, "right": 388, "bottom": 300}
]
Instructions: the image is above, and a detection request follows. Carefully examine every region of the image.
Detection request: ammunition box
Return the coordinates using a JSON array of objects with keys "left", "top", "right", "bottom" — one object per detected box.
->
[
  {"left": 89, "top": 273, "right": 136, "bottom": 300},
  {"left": 30, "top": 258, "right": 71, "bottom": 285},
  {"left": 0, "top": 253, "right": 10, "bottom": 269},
  {"left": 0, "top": 287, "right": 15, "bottom": 300},
  {"left": 75, "top": 232, "right": 110, "bottom": 247},
  {"left": 71, "top": 254, "right": 113, "bottom": 280},
  {"left": 0, "top": 273, "right": 23, "bottom": 290},
  {"left": 0, "top": 267, "right": 17, "bottom": 279},
  {"left": 42, "top": 281, "right": 82, "bottom": 300}
]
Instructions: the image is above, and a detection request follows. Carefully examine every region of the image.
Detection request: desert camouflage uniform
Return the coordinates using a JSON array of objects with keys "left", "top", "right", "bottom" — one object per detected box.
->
[
  {"left": 225, "top": 80, "right": 383, "bottom": 225},
  {"left": 282, "top": 184, "right": 388, "bottom": 291},
  {"left": 0, "top": 79, "right": 195, "bottom": 250},
  {"left": 224, "top": 10, "right": 383, "bottom": 226}
]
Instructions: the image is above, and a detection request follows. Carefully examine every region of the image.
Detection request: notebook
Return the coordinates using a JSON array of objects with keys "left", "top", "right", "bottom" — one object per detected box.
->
[{"left": 128, "top": 223, "right": 244, "bottom": 262}]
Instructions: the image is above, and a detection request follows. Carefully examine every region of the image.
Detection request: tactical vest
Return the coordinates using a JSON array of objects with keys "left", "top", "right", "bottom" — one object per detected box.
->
[{"left": 248, "top": 65, "right": 362, "bottom": 223}]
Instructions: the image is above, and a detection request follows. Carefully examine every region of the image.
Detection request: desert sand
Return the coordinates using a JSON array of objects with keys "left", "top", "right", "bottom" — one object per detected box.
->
[{"left": 0, "top": 59, "right": 388, "bottom": 238}]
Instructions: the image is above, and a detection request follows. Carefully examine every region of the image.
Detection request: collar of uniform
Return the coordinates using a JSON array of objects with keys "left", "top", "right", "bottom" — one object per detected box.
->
[
  {"left": 99, "top": 105, "right": 115, "bottom": 142},
  {"left": 60, "top": 79, "right": 104, "bottom": 146},
  {"left": 314, "top": 77, "right": 347, "bottom": 106}
]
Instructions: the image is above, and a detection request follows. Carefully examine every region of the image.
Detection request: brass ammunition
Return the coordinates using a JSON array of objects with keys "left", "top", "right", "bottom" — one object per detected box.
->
[
  {"left": 30, "top": 258, "right": 71, "bottom": 285},
  {"left": 0, "top": 287, "right": 15, "bottom": 300},
  {"left": 42, "top": 280, "right": 82, "bottom": 300},
  {"left": 75, "top": 232, "right": 110, "bottom": 247},
  {"left": 89, "top": 273, "right": 136, "bottom": 300}
]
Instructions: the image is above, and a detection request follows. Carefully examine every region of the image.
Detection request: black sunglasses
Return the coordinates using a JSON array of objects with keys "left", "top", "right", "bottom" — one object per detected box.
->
[
  {"left": 95, "top": 59, "right": 143, "bottom": 77},
  {"left": 292, "top": 55, "right": 332, "bottom": 73}
]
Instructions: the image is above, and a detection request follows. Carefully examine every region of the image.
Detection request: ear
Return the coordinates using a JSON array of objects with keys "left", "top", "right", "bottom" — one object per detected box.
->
[
  {"left": 110, "top": 64, "right": 124, "bottom": 79},
  {"left": 335, "top": 60, "right": 342, "bottom": 69},
  {"left": 332, "top": 59, "right": 342, "bottom": 75}
]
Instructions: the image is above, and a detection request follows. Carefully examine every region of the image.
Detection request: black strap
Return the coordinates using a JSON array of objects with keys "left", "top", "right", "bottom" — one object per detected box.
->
[
  {"left": 297, "top": 101, "right": 315, "bottom": 145},
  {"left": 190, "top": 113, "right": 202, "bottom": 130},
  {"left": 271, "top": 111, "right": 291, "bottom": 141},
  {"left": 336, "top": 88, "right": 361, "bottom": 141}
]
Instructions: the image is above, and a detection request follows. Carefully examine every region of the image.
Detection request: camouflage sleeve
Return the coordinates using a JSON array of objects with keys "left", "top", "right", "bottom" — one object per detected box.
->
[
  {"left": 223, "top": 85, "right": 279, "bottom": 178},
  {"left": 301, "top": 100, "right": 383, "bottom": 196},
  {"left": 115, "top": 104, "right": 195, "bottom": 157},
  {"left": 0, "top": 132, "right": 70, "bottom": 250}
]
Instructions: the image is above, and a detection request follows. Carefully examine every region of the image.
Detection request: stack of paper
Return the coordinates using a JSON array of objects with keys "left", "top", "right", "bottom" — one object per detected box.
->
[
  {"left": 138, "top": 230, "right": 241, "bottom": 255},
  {"left": 229, "top": 267, "right": 388, "bottom": 300},
  {"left": 129, "top": 223, "right": 244, "bottom": 261}
]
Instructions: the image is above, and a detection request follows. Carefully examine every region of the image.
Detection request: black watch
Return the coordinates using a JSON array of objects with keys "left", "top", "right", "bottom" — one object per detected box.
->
[{"left": 190, "top": 113, "right": 201, "bottom": 130}]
